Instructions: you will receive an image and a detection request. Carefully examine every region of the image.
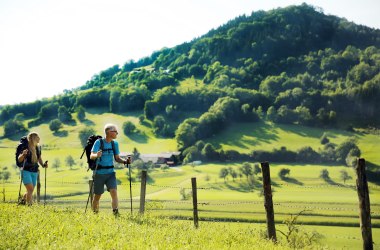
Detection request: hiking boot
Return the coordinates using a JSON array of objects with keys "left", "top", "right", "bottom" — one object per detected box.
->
[
  {"left": 18, "top": 198, "right": 26, "bottom": 205},
  {"left": 113, "top": 208, "right": 120, "bottom": 216}
]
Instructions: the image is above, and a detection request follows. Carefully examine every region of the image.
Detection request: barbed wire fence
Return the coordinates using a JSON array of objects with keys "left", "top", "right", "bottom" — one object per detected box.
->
[
  {"left": 1, "top": 159, "right": 378, "bottom": 247},
  {"left": 2, "top": 177, "right": 379, "bottom": 215}
]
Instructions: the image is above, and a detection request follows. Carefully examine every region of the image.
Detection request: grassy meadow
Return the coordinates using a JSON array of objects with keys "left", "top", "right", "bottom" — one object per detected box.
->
[{"left": 1, "top": 111, "right": 380, "bottom": 249}]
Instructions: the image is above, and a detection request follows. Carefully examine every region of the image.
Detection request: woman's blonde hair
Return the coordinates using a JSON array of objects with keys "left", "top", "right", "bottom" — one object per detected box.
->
[{"left": 27, "top": 132, "right": 40, "bottom": 163}]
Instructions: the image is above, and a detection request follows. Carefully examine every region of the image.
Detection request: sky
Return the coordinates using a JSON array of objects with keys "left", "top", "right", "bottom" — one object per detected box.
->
[{"left": 0, "top": 0, "right": 379, "bottom": 106}]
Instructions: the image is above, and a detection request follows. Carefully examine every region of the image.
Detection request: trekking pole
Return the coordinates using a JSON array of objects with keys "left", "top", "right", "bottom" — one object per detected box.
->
[
  {"left": 85, "top": 159, "right": 99, "bottom": 213},
  {"left": 17, "top": 160, "right": 26, "bottom": 204},
  {"left": 127, "top": 156, "right": 132, "bottom": 214},
  {"left": 44, "top": 161, "right": 48, "bottom": 207}
]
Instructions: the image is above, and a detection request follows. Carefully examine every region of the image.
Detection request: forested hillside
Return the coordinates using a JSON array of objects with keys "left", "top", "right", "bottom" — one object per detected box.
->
[{"left": 1, "top": 4, "right": 380, "bottom": 162}]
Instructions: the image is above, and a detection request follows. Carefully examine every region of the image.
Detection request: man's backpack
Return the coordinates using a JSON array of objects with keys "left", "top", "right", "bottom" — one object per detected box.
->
[
  {"left": 80, "top": 135, "right": 116, "bottom": 171},
  {"left": 15, "top": 136, "right": 29, "bottom": 167}
]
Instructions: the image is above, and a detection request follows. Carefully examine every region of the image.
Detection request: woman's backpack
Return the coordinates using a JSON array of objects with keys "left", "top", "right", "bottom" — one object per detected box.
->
[
  {"left": 15, "top": 136, "right": 41, "bottom": 168},
  {"left": 15, "top": 136, "right": 29, "bottom": 167}
]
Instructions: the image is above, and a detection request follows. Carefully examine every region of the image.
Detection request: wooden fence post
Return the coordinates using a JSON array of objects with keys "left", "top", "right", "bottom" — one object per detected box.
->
[
  {"left": 89, "top": 180, "right": 94, "bottom": 203},
  {"left": 261, "top": 162, "right": 277, "bottom": 242},
  {"left": 37, "top": 170, "right": 41, "bottom": 202},
  {"left": 139, "top": 170, "right": 147, "bottom": 214},
  {"left": 191, "top": 177, "right": 199, "bottom": 228},
  {"left": 355, "top": 158, "right": 373, "bottom": 250}
]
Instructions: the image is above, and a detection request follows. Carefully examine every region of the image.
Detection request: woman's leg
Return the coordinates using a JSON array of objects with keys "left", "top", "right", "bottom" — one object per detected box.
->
[
  {"left": 22, "top": 170, "right": 36, "bottom": 205},
  {"left": 24, "top": 183, "right": 34, "bottom": 205}
]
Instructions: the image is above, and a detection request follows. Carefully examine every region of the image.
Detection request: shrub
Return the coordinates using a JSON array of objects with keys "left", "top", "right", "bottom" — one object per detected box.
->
[{"left": 278, "top": 168, "right": 291, "bottom": 179}]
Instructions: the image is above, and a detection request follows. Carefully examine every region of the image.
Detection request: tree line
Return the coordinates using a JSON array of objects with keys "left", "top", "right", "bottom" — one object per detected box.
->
[{"left": 0, "top": 4, "right": 379, "bottom": 160}]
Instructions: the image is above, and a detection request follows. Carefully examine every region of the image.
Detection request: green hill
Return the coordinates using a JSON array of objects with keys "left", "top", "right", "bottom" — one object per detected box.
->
[
  {"left": 1, "top": 4, "right": 380, "bottom": 250},
  {"left": 1, "top": 3, "right": 379, "bottom": 168}
]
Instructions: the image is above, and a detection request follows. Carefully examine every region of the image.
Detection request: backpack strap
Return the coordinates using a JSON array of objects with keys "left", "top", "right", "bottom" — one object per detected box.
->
[
  {"left": 99, "top": 138, "right": 115, "bottom": 159},
  {"left": 97, "top": 139, "right": 116, "bottom": 169},
  {"left": 111, "top": 141, "right": 116, "bottom": 161},
  {"left": 100, "top": 138, "right": 104, "bottom": 151}
]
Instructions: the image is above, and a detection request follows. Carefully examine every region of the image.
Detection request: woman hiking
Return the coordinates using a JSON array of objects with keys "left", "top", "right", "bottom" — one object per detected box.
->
[{"left": 17, "top": 132, "right": 48, "bottom": 205}]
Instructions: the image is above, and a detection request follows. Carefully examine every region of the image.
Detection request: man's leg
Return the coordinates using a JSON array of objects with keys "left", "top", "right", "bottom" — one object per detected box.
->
[
  {"left": 109, "top": 189, "right": 118, "bottom": 210},
  {"left": 92, "top": 173, "right": 106, "bottom": 213},
  {"left": 92, "top": 194, "right": 102, "bottom": 213}
]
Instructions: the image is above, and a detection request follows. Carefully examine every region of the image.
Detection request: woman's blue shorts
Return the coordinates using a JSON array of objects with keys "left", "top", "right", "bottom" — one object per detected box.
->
[{"left": 21, "top": 170, "right": 38, "bottom": 186}]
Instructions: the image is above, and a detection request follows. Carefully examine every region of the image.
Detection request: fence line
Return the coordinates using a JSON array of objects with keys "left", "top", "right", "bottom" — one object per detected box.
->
[
  {"left": 4, "top": 180, "right": 380, "bottom": 191},
  {"left": 2, "top": 159, "right": 378, "bottom": 248}
]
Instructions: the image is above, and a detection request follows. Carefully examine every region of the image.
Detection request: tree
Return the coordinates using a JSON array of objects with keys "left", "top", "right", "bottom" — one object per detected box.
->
[
  {"left": 255, "top": 106, "right": 264, "bottom": 120},
  {"left": 195, "top": 140, "right": 205, "bottom": 152},
  {"left": 340, "top": 170, "right": 352, "bottom": 184},
  {"left": 0, "top": 167, "right": 11, "bottom": 184},
  {"left": 229, "top": 168, "right": 238, "bottom": 182},
  {"left": 201, "top": 143, "right": 218, "bottom": 161},
  {"left": 175, "top": 119, "right": 198, "bottom": 150},
  {"left": 58, "top": 106, "right": 72, "bottom": 123},
  {"left": 131, "top": 159, "right": 145, "bottom": 170},
  {"left": 319, "top": 169, "right": 330, "bottom": 181},
  {"left": 345, "top": 149, "right": 359, "bottom": 167},
  {"left": 49, "top": 119, "right": 62, "bottom": 132},
  {"left": 240, "top": 162, "right": 253, "bottom": 180},
  {"left": 52, "top": 158, "right": 61, "bottom": 172},
  {"left": 138, "top": 115, "right": 145, "bottom": 124},
  {"left": 153, "top": 115, "right": 171, "bottom": 136},
  {"left": 266, "top": 106, "right": 277, "bottom": 121},
  {"left": 76, "top": 105, "right": 86, "bottom": 121},
  {"left": 320, "top": 133, "right": 329, "bottom": 145},
  {"left": 165, "top": 105, "right": 177, "bottom": 118},
  {"left": 219, "top": 168, "right": 229, "bottom": 182},
  {"left": 183, "top": 146, "right": 200, "bottom": 164},
  {"left": 38, "top": 102, "right": 59, "bottom": 120},
  {"left": 296, "top": 146, "right": 320, "bottom": 163},
  {"left": 65, "top": 155, "right": 75, "bottom": 170},
  {"left": 132, "top": 148, "right": 140, "bottom": 161},
  {"left": 123, "top": 121, "right": 136, "bottom": 135},
  {"left": 79, "top": 127, "right": 96, "bottom": 148},
  {"left": 252, "top": 163, "right": 261, "bottom": 175},
  {"left": 179, "top": 188, "right": 191, "bottom": 200},
  {"left": 3, "top": 119, "right": 27, "bottom": 137},
  {"left": 278, "top": 168, "right": 291, "bottom": 179},
  {"left": 294, "top": 106, "right": 312, "bottom": 125},
  {"left": 335, "top": 138, "right": 361, "bottom": 164},
  {"left": 14, "top": 113, "right": 25, "bottom": 121}
]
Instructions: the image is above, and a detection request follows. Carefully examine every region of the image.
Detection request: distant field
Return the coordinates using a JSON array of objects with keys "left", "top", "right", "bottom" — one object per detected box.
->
[
  {"left": 1, "top": 112, "right": 379, "bottom": 249},
  {"left": 208, "top": 121, "right": 380, "bottom": 165},
  {"left": 1, "top": 115, "right": 379, "bottom": 167}
]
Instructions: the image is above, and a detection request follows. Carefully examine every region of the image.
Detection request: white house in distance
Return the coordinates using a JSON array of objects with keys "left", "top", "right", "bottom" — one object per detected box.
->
[{"left": 120, "top": 151, "right": 181, "bottom": 166}]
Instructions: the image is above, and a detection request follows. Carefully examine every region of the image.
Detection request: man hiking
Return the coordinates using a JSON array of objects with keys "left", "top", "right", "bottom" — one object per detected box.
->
[{"left": 90, "top": 123, "right": 129, "bottom": 215}]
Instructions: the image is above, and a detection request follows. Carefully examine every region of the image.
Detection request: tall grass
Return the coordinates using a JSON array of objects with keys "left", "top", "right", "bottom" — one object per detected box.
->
[{"left": 0, "top": 203, "right": 289, "bottom": 250}]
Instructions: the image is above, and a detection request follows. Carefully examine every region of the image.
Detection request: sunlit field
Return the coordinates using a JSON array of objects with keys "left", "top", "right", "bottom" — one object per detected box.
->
[{"left": 1, "top": 113, "right": 379, "bottom": 249}]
